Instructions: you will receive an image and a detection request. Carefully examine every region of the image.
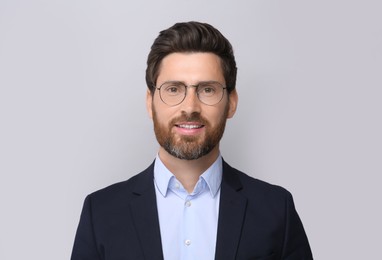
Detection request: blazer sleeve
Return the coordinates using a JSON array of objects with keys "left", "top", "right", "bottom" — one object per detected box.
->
[
  {"left": 281, "top": 192, "right": 313, "bottom": 260},
  {"left": 71, "top": 196, "right": 103, "bottom": 260}
]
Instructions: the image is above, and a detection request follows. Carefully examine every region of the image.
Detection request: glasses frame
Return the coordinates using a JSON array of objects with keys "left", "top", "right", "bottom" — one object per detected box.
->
[{"left": 155, "top": 81, "right": 227, "bottom": 106}]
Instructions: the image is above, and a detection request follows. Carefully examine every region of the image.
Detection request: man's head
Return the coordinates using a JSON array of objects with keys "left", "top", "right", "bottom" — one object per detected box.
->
[
  {"left": 146, "top": 21, "right": 237, "bottom": 95},
  {"left": 146, "top": 22, "right": 238, "bottom": 160}
]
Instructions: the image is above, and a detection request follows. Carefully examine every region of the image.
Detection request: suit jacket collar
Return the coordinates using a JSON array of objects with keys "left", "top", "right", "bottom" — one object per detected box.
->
[
  {"left": 215, "top": 160, "right": 248, "bottom": 260},
  {"left": 129, "top": 161, "right": 164, "bottom": 260},
  {"left": 129, "top": 159, "right": 247, "bottom": 260}
]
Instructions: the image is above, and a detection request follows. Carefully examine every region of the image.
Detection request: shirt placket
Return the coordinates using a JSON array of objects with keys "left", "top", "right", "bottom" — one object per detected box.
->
[{"left": 181, "top": 179, "right": 206, "bottom": 260}]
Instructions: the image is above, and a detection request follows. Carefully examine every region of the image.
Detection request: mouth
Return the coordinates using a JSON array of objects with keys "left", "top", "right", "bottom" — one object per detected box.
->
[
  {"left": 174, "top": 122, "right": 205, "bottom": 135},
  {"left": 175, "top": 124, "right": 204, "bottom": 129}
]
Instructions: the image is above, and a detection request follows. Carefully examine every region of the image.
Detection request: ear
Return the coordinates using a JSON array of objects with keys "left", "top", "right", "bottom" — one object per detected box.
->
[
  {"left": 146, "top": 89, "right": 153, "bottom": 119},
  {"left": 227, "top": 89, "right": 238, "bottom": 119}
]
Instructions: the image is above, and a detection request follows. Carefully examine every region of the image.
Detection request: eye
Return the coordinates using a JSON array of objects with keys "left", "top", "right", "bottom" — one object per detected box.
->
[
  {"left": 163, "top": 84, "right": 183, "bottom": 95},
  {"left": 199, "top": 85, "right": 217, "bottom": 96},
  {"left": 167, "top": 87, "right": 179, "bottom": 93},
  {"left": 203, "top": 87, "right": 215, "bottom": 93}
]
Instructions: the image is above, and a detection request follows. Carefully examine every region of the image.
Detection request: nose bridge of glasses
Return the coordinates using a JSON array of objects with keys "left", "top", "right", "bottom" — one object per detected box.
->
[
  {"left": 183, "top": 84, "right": 200, "bottom": 98},
  {"left": 182, "top": 84, "right": 200, "bottom": 104},
  {"left": 186, "top": 84, "right": 199, "bottom": 91}
]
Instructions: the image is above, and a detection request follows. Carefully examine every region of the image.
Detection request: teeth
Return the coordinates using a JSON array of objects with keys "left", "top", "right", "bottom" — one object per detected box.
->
[{"left": 178, "top": 124, "right": 202, "bottom": 129}]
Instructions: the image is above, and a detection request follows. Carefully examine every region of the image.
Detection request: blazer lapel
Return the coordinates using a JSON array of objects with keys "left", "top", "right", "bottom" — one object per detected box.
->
[
  {"left": 129, "top": 163, "right": 164, "bottom": 260},
  {"left": 215, "top": 161, "right": 248, "bottom": 260}
]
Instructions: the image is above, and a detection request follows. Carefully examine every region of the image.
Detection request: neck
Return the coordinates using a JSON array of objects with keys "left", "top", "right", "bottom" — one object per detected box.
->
[{"left": 158, "top": 146, "right": 220, "bottom": 193}]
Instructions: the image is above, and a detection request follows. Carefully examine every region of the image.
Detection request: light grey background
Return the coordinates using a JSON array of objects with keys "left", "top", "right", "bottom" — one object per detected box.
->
[{"left": 0, "top": 0, "right": 381, "bottom": 259}]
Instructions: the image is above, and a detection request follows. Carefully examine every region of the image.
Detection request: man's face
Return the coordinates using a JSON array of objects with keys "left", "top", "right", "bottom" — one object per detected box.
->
[{"left": 146, "top": 52, "right": 237, "bottom": 160}]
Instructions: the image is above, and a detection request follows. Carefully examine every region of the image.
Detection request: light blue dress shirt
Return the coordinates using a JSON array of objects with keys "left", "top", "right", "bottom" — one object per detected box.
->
[{"left": 154, "top": 155, "right": 223, "bottom": 260}]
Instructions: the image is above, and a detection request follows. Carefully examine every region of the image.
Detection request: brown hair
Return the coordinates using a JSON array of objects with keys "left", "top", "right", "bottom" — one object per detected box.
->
[{"left": 145, "top": 21, "right": 237, "bottom": 95}]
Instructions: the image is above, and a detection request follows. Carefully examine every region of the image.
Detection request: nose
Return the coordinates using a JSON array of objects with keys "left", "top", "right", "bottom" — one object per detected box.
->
[{"left": 180, "top": 86, "right": 202, "bottom": 114}]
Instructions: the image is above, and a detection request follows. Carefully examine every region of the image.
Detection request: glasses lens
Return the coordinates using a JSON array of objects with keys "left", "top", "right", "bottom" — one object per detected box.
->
[
  {"left": 159, "top": 82, "right": 186, "bottom": 106},
  {"left": 197, "top": 82, "right": 224, "bottom": 105}
]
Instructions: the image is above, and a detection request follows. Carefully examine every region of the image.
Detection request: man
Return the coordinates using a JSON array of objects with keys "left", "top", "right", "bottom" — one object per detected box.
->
[{"left": 71, "top": 21, "right": 313, "bottom": 260}]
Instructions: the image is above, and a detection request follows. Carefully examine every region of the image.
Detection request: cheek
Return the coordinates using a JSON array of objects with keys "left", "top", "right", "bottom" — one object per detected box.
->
[
  {"left": 209, "top": 103, "right": 229, "bottom": 121},
  {"left": 152, "top": 103, "right": 176, "bottom": 124}
]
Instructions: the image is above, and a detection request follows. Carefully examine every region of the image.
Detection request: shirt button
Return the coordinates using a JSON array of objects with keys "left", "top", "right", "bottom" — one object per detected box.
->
[
  {"left": 184, "top": 239, "right": 191, "bottom": 246},
  {"left": 185, "top": 201, "right": 192, "bottom": 207},
  {"left": 175, "top": 183, "right": 180, "bottom": 189}
]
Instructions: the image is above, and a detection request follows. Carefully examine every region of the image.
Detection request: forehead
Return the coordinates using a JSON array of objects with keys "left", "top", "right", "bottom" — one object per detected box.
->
[{"left": 157, "top": 52, "right": 225, "bottom": 84}]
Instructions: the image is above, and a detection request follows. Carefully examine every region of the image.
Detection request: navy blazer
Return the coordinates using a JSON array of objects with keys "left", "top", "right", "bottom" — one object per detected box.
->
[{"left": 71, "top": 160, "right": 313, "bottom": 260}]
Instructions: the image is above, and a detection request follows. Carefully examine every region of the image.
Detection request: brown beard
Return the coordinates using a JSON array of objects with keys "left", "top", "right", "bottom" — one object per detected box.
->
[{"left": 152, "top": 106, "right": 229, "bottom": 160}]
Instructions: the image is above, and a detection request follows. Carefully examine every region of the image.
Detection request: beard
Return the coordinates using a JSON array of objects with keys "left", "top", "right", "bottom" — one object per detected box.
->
[{"left": 152, "top": 106, "right": 229, "bottom": 160}]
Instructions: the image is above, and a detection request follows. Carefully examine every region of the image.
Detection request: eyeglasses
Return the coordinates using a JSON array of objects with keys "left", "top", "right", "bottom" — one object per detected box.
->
[{"left": 155, "top": 81, "right": 226, "bottom": 106}]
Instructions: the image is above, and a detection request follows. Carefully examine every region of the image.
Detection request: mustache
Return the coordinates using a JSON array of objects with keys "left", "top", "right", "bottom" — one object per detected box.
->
[{"left": 169, "top": 112, "right": 208, "bottom": 125}]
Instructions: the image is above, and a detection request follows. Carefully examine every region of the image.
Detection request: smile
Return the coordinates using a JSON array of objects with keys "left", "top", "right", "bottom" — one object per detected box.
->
[{"left": 176, "top": 124, "right": 204, "bottom": 129}]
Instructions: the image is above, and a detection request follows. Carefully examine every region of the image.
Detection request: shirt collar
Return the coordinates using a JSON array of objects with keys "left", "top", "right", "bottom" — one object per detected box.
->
[{"left": 154, "top": 154, "right": 222, "bottom": 198}]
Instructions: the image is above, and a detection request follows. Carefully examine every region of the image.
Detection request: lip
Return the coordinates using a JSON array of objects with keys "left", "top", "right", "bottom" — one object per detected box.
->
[{"left": 174, "top": 122, "right": 205, "bottom": 135}]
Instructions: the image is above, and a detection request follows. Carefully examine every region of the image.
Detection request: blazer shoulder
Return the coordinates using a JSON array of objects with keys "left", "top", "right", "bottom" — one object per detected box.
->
[
  {"left": 223, "top": 161, "right": 292, "bottom": 201},
  {"left": 86, "top": 162, "right": 155, "bottom": 204}
]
